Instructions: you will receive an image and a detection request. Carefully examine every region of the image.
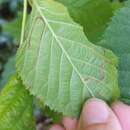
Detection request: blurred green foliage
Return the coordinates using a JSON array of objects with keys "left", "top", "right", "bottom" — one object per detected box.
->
[
  {"left": 0, "top": 0, "right": 23, "bottom": 90},
  {"left": 3, "top": 12, "right": 22, "bottom": 43},
  {"left": 0, "top": 56, "right": 16, "bottom": 90}
]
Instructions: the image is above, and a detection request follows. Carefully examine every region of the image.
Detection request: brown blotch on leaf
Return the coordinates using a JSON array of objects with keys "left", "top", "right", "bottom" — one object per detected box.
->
[
  {"left": 99, "top": 64, "right": 105, "bottom": 80},
  {"left": 28, "top": 16, "right": 45, "bottom": 48}
]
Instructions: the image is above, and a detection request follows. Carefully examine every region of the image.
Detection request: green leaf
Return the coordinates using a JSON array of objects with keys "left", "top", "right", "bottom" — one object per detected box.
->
[
  {"left": 0, "top": 76, "right": 35, "bottom": 130},
  {"left": 17, "top": 0, "right": 120, "bottom": 117},
  {"left": 0, "top": 56, "right": 16, "bottom": 90},
  {"left": 0, "top": 0, "right": 6, "bottom": 4},
  {"left": 99, "top": 2, "right": 130, "bottom": 103},
  {"left": 126, "top": 0, "right": 130, "bottom": 6},
  {"left": 3, "top": 13, "right": 22, "bottom": 43},
  {"left": 56, "top": 0, "right": 117, "bottom": 42},
  {"left": 111, "top": 1, "right": 124, "bottom": 11},
  {"left": 56, "top": 0, "right": 87, "bottom": 6}
]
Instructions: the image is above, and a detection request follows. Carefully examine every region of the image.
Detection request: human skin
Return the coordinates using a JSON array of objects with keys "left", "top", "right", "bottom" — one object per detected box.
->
[{"left": 49, "top": 98, "right": 130, "bottom": 130}]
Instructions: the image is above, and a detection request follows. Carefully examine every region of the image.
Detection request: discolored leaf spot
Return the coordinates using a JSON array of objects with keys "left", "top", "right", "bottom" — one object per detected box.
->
[{"left": 16, "top": 0, "right": 120, "bottom": 117}]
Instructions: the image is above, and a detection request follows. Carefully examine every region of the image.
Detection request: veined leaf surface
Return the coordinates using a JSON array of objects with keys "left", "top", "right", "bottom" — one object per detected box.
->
[
  {"left": 17, "top": 0, "right": 120, "bottom": 117},
  {"left": 56, "top": 0, "right": 114, "bottom": 42},
  {"left": 0, "top": 76, "right": 35, "bottom": 130}
]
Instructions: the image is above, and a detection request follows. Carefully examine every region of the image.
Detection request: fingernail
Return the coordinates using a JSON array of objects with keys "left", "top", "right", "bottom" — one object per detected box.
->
[{"left": 82, "top": 98, "right": 109, "bottom": 125}]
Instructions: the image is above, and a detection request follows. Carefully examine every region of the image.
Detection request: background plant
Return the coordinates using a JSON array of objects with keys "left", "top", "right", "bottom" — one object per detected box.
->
[{"left": 0, "top": 0, "right": 129, "bottom": 130}]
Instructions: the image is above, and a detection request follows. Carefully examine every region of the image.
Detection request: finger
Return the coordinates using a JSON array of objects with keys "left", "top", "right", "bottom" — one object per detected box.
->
[
  {"left": 78, "top": 98, "right": 122, "bottom": 130},
  {"left": 49, "top": 124, "right": 65, "bottom": 130},
  {"left": 112, "top": 101, "right": 130, "bottom": 130},
  {"left": 62, "top": 117, "right": 78, "bottom": 130}
]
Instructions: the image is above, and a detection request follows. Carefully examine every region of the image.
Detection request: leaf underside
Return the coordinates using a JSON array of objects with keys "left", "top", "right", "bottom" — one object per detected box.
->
[
  {"left": 56, "top": 0, "right": 114, "bottom": 43},
  {"left": 0, "top": 76, "right": 35, "bottom": 130},
  {"left": 17, "top": 0, "right": 120, "bottom": 117}
]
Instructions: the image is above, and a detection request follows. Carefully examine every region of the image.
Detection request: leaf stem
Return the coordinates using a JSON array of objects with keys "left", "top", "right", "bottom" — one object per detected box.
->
[{"left": 20, "top": 0, "right": 27, "bottom": 45}]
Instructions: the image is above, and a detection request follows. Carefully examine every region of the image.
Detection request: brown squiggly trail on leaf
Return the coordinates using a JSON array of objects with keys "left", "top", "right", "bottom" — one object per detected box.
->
[{"left": 16, "top": 0, "right": 120, "bottom": 117}]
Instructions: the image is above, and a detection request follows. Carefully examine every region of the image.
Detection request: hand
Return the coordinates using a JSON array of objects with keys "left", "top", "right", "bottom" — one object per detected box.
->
[{"left": 49, "top": 98, "right": 130, "bottom": 130}]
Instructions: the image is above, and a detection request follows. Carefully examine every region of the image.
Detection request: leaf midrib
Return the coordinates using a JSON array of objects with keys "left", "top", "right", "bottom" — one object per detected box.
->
[
  {"left": 34, "top": 1, "right": 117, "bottom": 97},
  {"left": 34, "top": 0, "right": 95, "bottom": 97},
  {"left": 38, "top": 2, "right": 115, "bottom": 64}
]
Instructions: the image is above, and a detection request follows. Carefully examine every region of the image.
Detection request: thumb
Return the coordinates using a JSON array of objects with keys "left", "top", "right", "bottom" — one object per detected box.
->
[{"left": 78, "top": 98, "right": 122, "bottom": 130}]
